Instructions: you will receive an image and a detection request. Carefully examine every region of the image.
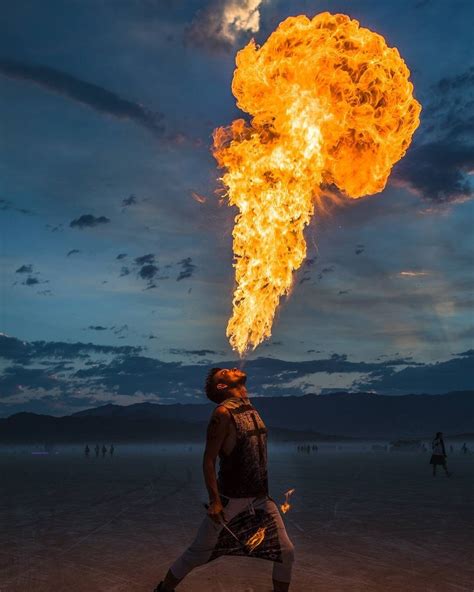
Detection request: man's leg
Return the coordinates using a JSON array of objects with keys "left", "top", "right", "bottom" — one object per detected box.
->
[
  {"left": 158, "top": 513, "right": 223, "bottom": 590},
  {"left": 258, "top": 498, "right": 295, "bottom": 592}
]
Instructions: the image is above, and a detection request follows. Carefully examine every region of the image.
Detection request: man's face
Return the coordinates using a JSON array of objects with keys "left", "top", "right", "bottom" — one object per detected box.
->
[{"left": 215, "top": 367, "right": 247, "bottom": 390}]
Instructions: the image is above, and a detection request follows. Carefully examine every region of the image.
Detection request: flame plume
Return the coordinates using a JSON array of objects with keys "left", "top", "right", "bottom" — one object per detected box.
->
[{"left": 213, "top": 12, "right": 421, "bottom": 356}]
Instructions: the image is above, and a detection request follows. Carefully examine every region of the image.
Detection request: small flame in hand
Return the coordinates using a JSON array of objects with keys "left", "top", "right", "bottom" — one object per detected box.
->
[{"left": 281, "top": 488, "right": 296, "bottom": 514}]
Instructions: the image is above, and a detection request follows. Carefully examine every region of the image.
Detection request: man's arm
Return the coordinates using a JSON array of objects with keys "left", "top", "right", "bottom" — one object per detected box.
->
[{"left": 203, "top": 406, "right": 231, "bottom": 523}]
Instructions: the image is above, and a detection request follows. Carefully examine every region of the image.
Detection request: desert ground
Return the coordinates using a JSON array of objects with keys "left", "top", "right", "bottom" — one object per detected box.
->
[{"left": 1, "top": 443, "right": 473, "bottom": 592}]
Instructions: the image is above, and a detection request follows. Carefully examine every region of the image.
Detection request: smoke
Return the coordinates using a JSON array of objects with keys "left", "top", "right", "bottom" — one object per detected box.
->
[{"left": 186, "top": 0, "right": 267, "bottom": 51}]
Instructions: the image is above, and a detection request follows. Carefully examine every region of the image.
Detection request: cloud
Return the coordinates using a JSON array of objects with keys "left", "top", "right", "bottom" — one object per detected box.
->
[
  {"left": 394, "top": 141, "right": 474, "bottom": 203},
  {"left": 393, "top": 66, "right": 474, "bottom": 204},
  {"left": 88, "top": 326, "right": 108, "bottom": 331},
  {"left": 122, "top": 194, "right": 138, "bottom": 207},
  {"left": 0, "top": 58, "right": 164, "bottom": 136},
  {"left": 134, "top": 253, "right": 155, "bottom": 266},
  {"left": 1, "top": 333, "right": 472, "bottom": 413},
  {"left": 0, "top": 333, "right": 142, "bottom": 365},
  {"left": 116, "top": 253, "right": 128, "bottom": 260},
  {"left": 0, "top": 198, "right": 35, "bottom": 215},
  {"left": 357, "top": 350, "right": 474, "bottom": 395},
  {"left": 15, "top": 264, "right": 33, "bottom": 274},
  {"left": 70, "top": 214, "right": 110, "bottom": 229},
  {"left": 169, "top": 348, "right": 222, "bottom": 357},
  {"left": 67, "top": 249, "right": 81, "bottom": 257},
  {"left": 0, "top": 365, "right": 60, "bottom": 397},
  {"left": 185, "top": 0, "right": 266, "bottom": 51},
  {"left": 176, "top": 257, "right": 196, "bottom": 281}
]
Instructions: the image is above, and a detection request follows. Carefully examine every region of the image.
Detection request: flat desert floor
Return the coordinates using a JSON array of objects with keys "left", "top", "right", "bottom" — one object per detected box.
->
[{"left": 1, "top": 444, "right": 473, "bottom": 592}]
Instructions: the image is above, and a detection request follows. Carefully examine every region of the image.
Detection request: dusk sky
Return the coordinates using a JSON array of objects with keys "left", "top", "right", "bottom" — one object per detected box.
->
[{"left": 1, "top": 0, "right": 473, "bottom": 416}]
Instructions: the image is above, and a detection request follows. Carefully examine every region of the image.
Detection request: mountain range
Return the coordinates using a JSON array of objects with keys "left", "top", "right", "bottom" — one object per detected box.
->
[{"left": 1, "top": 391, "right": 472, "bottom": 442}]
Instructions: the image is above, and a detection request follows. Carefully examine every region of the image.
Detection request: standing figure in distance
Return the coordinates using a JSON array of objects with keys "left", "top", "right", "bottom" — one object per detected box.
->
[
  {"left": 102, "top": 445, "right": 107, "bottom": 458},
  {"left": 84, "top": 444, "right": 90, "bottom": 458},
  {"left": 95, "top": 444, "right": 100, "bottom": 458},
  {"left": 154, "top": 367, "right": 295, "bottom": 592},
  {"left": 430, "top": 432, "right": 452, "bottom": 477}
]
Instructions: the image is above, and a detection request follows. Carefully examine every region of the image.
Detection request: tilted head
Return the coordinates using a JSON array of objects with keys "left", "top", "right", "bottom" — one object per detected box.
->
[{"left": 205, "top": 367, "right": 247, "bottom": 403}]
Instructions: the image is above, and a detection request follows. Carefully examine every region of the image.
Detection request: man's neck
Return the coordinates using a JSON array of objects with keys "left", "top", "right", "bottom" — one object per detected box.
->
[{"left": 226, "top": 385, "right": 248, "bottom": 400}]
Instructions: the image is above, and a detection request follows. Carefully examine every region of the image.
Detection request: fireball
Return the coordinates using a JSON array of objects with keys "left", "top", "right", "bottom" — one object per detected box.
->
[{"left": 213, "top": 12, "right": 421, "bottom": 355}]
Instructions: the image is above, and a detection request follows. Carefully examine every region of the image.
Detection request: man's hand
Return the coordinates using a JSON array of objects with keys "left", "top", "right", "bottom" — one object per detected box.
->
[{"left": 207, "top": 498, "right": 226, "bottom": 524}]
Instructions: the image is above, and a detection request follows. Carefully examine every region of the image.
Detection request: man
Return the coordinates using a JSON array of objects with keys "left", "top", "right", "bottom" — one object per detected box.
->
[{"left": 154, "top": 367, "right": 295, "bottom": 592}]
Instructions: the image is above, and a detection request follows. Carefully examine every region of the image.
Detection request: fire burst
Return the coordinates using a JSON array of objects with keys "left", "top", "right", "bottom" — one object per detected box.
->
[{"left": 213, "top": 12, "right": 421, "bottom": 356}]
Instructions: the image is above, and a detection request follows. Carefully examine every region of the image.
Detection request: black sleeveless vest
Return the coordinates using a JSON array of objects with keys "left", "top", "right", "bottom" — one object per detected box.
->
[{"left": 217, "top": 397, "right": 269, "bottom": 498}]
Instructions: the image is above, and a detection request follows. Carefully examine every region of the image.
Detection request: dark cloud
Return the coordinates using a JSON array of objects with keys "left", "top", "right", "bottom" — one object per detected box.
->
[
  {"left": 120, "top": 266, "right": 130, "bottom": 277},
  {"left": 24, "top": 277, "right": 40, "bottom": 286},
  {"left": 169, "top": 348, "right": 222, "bottom": 357},
  {"left": 0, "top": 365, "right": 60, "bottom": 397},
  {"left": 394, "top": 141, "right": 474, "bottom": 203},
  {"left": 393, "top": 66, "right": 474, "bottom": 203},
  {"left": 70, "top": 214, "right": 110, "bottom": 229},
  {"left": 116, "top": 253, "right": 128, "bottom": 260},
  {"left": 134, "top": 253, "right": 155, "bottom": 266},
  {"left": 355, "top": 245, "right": 365, "bottom": 255},
  {"left": 357, "top": 350, "right": 474, "bottom": 395},
  {"left": 0, "top": 198, "right": 35, "bottom": 215},
  {"left": 15, "top": 264, "right": 33, "bottom": 274},
  {"left": 317, "top": 266, "right": 334, "bottom": 281},
  {"left": 139, "top": 264, "right": 159, "bottom": 280},
  {"left": 0, "top": 58, "right": 164, "bottom": 136},
  {"left": 1, "top": 333, "right": 472, "bottom": 413},
  {"left": 67, "top": 249, "right": 80, "bottom": 257},
  {"left": 176, "top": 257, "right": 196, "bottom": 281},
  {"left": 88, "top": 326, "right": 108, "bottom": 331},
  {"left": 0, "top": 334, "right": 142, "bottom": 364},
  {"left": 121, "top": 194, "right": 139, "bottom": 209}
]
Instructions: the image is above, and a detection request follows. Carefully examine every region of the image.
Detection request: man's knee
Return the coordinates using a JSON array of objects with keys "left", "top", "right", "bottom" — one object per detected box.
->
[{"left": 283, "top": 540, "right": 295, "bottom": 565}]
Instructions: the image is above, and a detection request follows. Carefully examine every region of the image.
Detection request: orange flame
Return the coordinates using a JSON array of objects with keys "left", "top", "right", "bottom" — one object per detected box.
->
[
  {"left": 213, "top": 12, "right": 421, "bottom": 356},
  {"left": 281, "top": 487, "right": 296, "bottom": 514},
  {"left": 245, "top": 526, "right": 266, "bottom": 552}
]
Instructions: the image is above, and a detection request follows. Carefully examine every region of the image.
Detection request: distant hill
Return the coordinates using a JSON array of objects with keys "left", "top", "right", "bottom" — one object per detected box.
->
[{"left": 1, "top": 391, "right": 472, "bottom": 443}]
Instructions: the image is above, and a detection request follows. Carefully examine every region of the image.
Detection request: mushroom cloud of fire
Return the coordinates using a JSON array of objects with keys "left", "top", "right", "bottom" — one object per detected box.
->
[{"left": 213, "top": 12, "right": 421, "bottom": 356}]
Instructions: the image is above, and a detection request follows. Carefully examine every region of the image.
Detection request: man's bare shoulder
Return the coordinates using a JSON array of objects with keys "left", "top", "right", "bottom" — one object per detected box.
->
[{"left": 210, "top": 405, "right": 231, "bottom": 422}]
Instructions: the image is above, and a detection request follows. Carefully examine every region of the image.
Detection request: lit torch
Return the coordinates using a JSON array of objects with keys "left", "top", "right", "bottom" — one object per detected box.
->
[
  {"left": 213, "top": 12, "right": 421, "bottom": 356},
  {"left": 280, "top": 488, "right": 296, "bottom": 514}
]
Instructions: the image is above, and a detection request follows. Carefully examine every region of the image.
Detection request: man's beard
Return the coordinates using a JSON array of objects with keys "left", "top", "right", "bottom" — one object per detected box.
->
[{"left": 235, "top": 373, "right": 247, "bottom": 386}]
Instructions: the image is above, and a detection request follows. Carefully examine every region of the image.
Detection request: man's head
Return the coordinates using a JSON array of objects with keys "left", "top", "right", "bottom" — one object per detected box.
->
[{"left": 205, "top": 367, "right": 247, "bottom": 403}]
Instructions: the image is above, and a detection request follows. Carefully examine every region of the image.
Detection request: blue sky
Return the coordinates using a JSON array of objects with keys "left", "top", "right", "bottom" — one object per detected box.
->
[{"left": 1, "top": 0, "right": 473, "bottom": 415}]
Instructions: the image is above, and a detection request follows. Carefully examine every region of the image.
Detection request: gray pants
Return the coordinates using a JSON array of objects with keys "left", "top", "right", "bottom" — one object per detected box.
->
[{"left": 170, "top": 496, "right": 295, "bottom": 583}]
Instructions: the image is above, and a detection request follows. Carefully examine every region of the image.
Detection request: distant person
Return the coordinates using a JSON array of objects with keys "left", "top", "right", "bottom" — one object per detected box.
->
[
  {"left": 110, "top": 444, "right": 114, "bottom": 457},
  {"left": 84, "top": 444, "right": 90, "bottom": 458},
  {"left": 95, "top": 444, "right": 100, "bottom": 458},
  {"left": 430, "top": 432, "right": 452, "bottom": 477},
  {"left": 153, "top": 367, "right": 294, "bottom": 592},
  {"left": 312, "top": 444, "right": 318, "bottom": 452},
  {"left": 102, "top": 445, "right": 107, "bottom": 458},
  {"left": 461, "top": 443, "right": 468, "bottom": 455}
]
